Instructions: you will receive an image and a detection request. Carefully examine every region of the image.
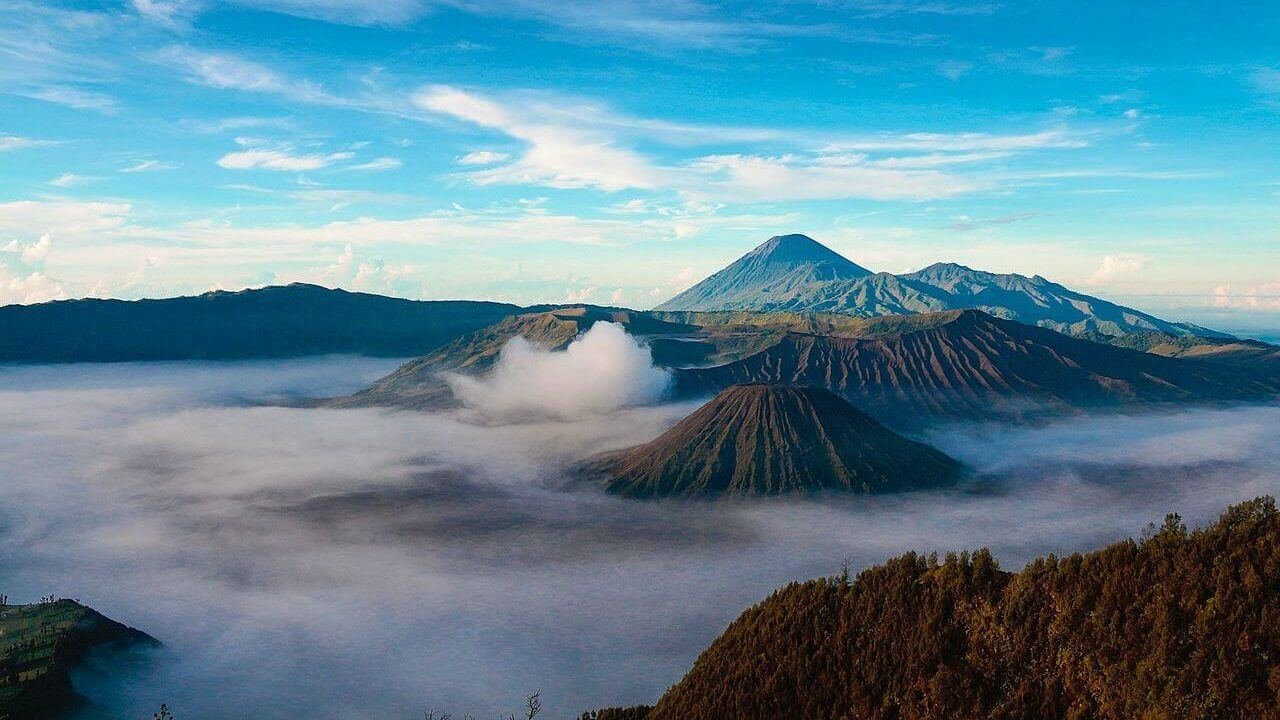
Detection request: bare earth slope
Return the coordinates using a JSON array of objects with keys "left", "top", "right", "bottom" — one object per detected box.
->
[
  {"left": 586, "top": 384, "right": 961, "bottom": 498},
  {"left": 674, "top": 309, "right": 1280, "bottom": 429}
]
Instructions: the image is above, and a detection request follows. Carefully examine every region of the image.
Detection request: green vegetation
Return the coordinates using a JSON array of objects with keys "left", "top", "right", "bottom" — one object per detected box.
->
[
  {"left": 0, "top": 598, "right": 157, "bottom": 720},
  {"left": 610, "top": 497, "right": 1280, "bottom": 720}
]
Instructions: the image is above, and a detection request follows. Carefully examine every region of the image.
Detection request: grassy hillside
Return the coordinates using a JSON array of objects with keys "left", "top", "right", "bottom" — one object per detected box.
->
[{"left": 0, "top": 599, "right": 157, "bottom": 719}]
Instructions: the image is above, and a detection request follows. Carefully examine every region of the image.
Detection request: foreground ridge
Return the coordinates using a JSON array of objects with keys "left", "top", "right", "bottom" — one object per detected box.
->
[{"left": 625, "top": 497, "right": 1280, "bottom": 720}]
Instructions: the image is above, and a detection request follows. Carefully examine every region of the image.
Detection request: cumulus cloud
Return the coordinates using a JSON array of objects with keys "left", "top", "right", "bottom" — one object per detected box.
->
[
  {"left": 1213, "top": 280, "right": 1280, "bottom": 311},
  {"left": 1, "top": 234, "right": 65, "bottom": 305},
  {"left": 1083, "top": 253, "right": 1148, "bottom": 285},
  {"left": 448, "top": 322, "right": 671, "bottom": 421}
]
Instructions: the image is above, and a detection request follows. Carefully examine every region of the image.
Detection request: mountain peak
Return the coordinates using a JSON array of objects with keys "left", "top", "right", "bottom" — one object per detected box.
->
[
  {"left": 746, "top": 234, "right": 863, "bottom": 267},
  {"left": 586, "top": 383, "right": 962, "bottom": 497},
  {"left": 654, "top": 234, "right": 871, "bottom": 311}
]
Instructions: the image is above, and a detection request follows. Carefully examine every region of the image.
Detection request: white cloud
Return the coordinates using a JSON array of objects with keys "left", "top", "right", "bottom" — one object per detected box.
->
[
  {"left": 217, "top": 149, "right": 355, "bottom": 171},
  {"left": 0, "top": 235, "right": 65, "bottom": 306},
  {"left": 278, "top": 243, "right": 422, "bottom": 296},
  {"left": 415, "top": 85, "right": 664, "bottom": 191},
  {"left": 158, "top": 46, "right": 333, "bottom": 104},
  {"left": 1213, "top": 281, "right": 1280, "bottom": 311},
  {"left": 21, "top": 85, "right": 117, "bottom": 113},
  {"left": 347, "top": 157, "right": 402, "bottom": 171},
  {"left": 687, "top": 153, "right": 984, "bottom": 201},
  {"left": 1123, "top": 108, "right": 1142, "bottom": 120},
  {"left": 48, "top": 173, "right": 95, "bottom": 188},
  {"left": 1085, "top": 253, "right": 1148, "bottom": 285},
  {"left": 447, "top": 321, "right": 671, "bottom": 422},
  {"left": 0, "top": 200, "right": 132, "bottom": 238},
  {"left": 131, "top": 0, "right": 200, "bottom": 27},
  {"left": 121, "top": 159, "right": 178, "bottom": 173},
  {"left": 0, "top": 135, "right": 57, "bottom": 152},
  {"left": 456, "top": 150, "right": 511, "bottom": 166},
  {"left": 825, "top": 130, "right": 1086, "bottom": 153}
]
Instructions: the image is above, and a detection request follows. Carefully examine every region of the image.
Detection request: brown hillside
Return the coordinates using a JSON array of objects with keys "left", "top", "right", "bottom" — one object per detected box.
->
[
  {"left": 674, "top": 309, "right": 1280, "bottom": 429},
  {"left": 632, "top": 496, "right": 1280, "bottom": 720},
  {"left": 585, "top": 384, "right": 961, "bottom": 497}
]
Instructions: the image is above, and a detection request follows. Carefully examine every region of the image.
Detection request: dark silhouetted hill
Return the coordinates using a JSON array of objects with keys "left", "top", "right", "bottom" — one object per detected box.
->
[{"left": 0, "top": 284, "right": 520, "bottom": 362}]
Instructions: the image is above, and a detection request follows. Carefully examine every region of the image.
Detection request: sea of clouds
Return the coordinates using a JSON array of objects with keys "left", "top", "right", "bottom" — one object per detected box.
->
[{"left": 1, "top": 324, "right": 1278, "bottom": 719}]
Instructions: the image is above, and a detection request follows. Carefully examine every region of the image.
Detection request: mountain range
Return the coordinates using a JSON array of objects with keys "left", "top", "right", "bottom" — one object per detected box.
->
[
  {"left": 673, "top": 309, "right": 1280, "bottom": 429},
  {"left": 0, "top": 284, "right": 519, "bottom": 362},
  {"left": 582, "top": 384, "right": 961, "bottom": 497},
  {"left": 657, "top": 233, "right": 1223, "bottom": 339}
]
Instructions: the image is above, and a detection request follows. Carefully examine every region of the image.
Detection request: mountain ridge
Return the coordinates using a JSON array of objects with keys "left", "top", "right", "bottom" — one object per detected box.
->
[
  {"left": 656, "top": 234, "right": 1225, "bottom": 339},
  {"left": 674, "top": 308, "right": 1280, "bottom": 429},
  {"left": 0, "top": 283, "right": 522, "bottom": 362}
]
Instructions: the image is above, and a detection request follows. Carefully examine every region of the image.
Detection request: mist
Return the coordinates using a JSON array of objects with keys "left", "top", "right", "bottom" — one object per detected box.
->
[
  {"left": 1, "top": 357, "right": 1278, "bottom": 719},
  {"left": 447, "top": 322, "right": 672, "bottom": 421}
]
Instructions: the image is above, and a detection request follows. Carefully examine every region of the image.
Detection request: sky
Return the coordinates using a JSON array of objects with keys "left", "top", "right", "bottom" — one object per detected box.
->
[{"left": 1, "top": 0, "right": 1278, "bottom": 329}]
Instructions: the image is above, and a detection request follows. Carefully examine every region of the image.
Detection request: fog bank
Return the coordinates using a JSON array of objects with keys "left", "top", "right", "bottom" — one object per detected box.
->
[{"left": 0, "top": 358, "right": 1277, "bottom": 718}]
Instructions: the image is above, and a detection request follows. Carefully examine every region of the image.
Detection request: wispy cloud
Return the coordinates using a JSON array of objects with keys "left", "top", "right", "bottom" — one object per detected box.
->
[
  {"left": 944, "top": 211, "right": 1040, "bottom": 232},
  {"left": 688, "top": 153, "right": 985, "bottom": 201},
  {"left": 19, "top": 85, "right": 118, "bottom": 113},
  {"left": 121, "top": 159, "right": 178, "bottom": 173},
  {"left": 47, "top": 172, "right": 97, "bottom": 188},
  {"left": 416, "top": 85, "right": 664, "bottom": 191},
  {"left": 218, "top": 148, "right": 355, "bottom": 171},
  {"left": 157, "top": 46, "right": 334, "bottom": 104},
  {"left": 457, "top": 150, "right": 511, "bottom": 166},
  {"left": 0, "top": 135, "right": 58, "bottom": 152},
  {"left": 347, "top": 157, "right": 402, "bottom": 171}
]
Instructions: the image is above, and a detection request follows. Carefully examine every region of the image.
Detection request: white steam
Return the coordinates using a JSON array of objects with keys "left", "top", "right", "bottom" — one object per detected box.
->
[{"left": 447, "top": 322, "right": 671, "bottom": 421}]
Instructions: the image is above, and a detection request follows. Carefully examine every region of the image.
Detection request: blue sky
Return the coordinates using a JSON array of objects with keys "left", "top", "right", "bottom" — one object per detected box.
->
[{"left": 2, "top": 0, "right": 1278, "bottom": 329}]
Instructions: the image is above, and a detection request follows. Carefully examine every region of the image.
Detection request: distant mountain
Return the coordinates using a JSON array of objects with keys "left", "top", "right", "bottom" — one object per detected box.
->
[
  {"left": 621, "top": 497, "right": 1280, "bottom": 720},
  {"left": 656, "top": 234, "right": 1224, "bottom": 338},
  {"left": 582, "top": 384, "right": 961, "bottom": 498},
  {"left": 674, "top": 309, "right": 1280, "bottom": 429},
  {"left": 328, "top": 306, "right": 704, "bottom": 409},
  {"left": 657, "top": 234, "right": 872, "bottom": 312},
  {"left": 0, "top": 284, "right": 520, "bottom": 362},
  {"left": 0, "top": 599, "right": 158, "bottom": 719}
]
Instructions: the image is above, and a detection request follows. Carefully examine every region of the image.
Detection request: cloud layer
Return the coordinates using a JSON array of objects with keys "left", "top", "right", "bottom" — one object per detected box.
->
[{"left": 1, "top": 358, "right": 1279, "bottom": 717}]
